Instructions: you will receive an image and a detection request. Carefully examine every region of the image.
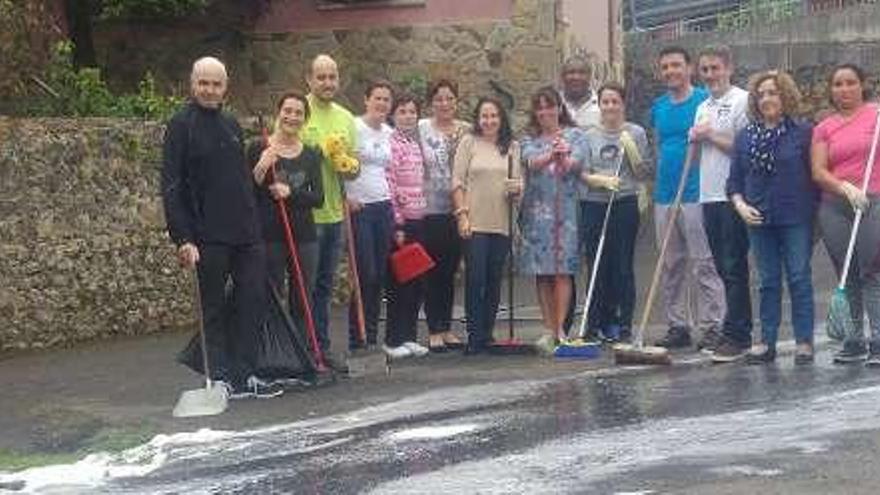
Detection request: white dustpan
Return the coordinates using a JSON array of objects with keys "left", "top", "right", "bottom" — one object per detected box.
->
[
  {"left": 173, "top": 378, "right": 228, "bottom": 418},
  {"left": 173, "top": 266, "right": 229, "bottom": 418}
]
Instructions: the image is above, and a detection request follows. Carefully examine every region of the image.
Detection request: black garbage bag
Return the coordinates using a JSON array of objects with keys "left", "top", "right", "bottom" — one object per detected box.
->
[{"left": 177, "top": 282, "right": 317, "bottom": 381}]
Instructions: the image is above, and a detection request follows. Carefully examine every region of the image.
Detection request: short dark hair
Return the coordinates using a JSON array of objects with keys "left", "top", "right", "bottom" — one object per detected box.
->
[
  {"left": 426, "top": 78, "right": 459, "bottom": 101},
  {"left": 828, "top": 63, "right": 871, "bottom": 107},
  {"left": 365, "top": 79, "right": 395, "bottom": 99},
  {"left": 562, "top": 55, "right": 591, "bottom": 77},
  {"left": 390, "top": 91, "right": 421, "bottom": 121},
  {"left": 597, "top": 82, "right": 626, "bottom": 103},
  {"left": 698, "top": 45, "right": 733, "bottom": 67},
  {"left": 526, "top": 86, "right": 576, "bottom": 136},
  {"left": 275, "top": 90, "right": 311, "bottom": 121},
  {"left": 471, "top": 97, "right": 514, "bottom": 155},
  {"left": 658, "top": 46, "right": 691, "bottom": 64}
]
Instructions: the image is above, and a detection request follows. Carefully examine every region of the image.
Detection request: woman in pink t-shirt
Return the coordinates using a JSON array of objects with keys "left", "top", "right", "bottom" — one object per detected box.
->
[{"left": 812, "top": 63, "right": 880, "bottom": 365}]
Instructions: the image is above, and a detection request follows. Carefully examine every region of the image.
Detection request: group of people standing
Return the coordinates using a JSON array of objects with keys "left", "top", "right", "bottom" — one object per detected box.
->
[
  {"left": 647, "top": 44, "right": 880, "bottom": 367},
  {"left": 162, "top": 44, "right": 880, "bottom": 397}
]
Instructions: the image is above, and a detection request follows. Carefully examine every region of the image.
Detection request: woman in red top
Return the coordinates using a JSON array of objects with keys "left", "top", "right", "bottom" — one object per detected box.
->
[{"left": 812, "top": 63, "right": 880, "bottom": 365}]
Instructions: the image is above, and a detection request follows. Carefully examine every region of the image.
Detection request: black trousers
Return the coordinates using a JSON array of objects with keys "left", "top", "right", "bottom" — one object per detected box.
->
[
  {"left": 581, "top": 196, "right": 640, "bottom": 330},
  {"left": 703, "top": 201, "right": 753, "bottom": 345},
  {"left": 386, "top": 220, "right": 426, "bottom": 347},
  {"left": 197, "top": 242, "right": 267, "bottom": 386},
  {"left": 422, "top": 214, "right": 462, "bottom": 334}
]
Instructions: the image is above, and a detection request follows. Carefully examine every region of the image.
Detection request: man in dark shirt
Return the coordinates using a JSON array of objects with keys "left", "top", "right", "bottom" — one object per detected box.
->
[{"left": 161, "top": 56, "right": 279, "bottom": 398}]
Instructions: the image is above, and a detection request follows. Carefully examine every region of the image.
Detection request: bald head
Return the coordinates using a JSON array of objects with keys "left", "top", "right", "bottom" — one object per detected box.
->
[
  {"left": 307, "top": 54, "right": 340, "bottom": 104},
  {"left": 190, "top": 56, "right": 228, "bottom": 109}
]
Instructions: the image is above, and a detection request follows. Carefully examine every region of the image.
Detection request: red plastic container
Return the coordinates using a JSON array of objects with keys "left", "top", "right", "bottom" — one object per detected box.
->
[{"left": 390, "top": 242, "right": 435, "bottom": 284}]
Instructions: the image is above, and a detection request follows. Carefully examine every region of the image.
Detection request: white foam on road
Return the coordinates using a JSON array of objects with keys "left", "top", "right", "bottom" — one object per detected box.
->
[
  {"left": 368, "top": 385, "right": 880, "bottom": 494},
  {"left": 708, "top": 465, "right": 783, "bottom": 477},
  {"left": 387, "top": 424, "right": 481, "bottom": 441},
  {"left": 0, "top": 429, "right": 231, "bottom": 493}
]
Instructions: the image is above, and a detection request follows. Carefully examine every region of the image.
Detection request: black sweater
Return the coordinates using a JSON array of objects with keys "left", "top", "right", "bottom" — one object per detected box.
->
[
  {"left": 247, "top": 140, "right": 324, "bottom": 244},
  {"left": 161, "top": 102, "right": 261, "bottom": 246}
]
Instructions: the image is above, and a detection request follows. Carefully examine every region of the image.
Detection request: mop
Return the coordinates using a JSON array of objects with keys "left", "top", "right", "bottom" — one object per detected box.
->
[
  {"left": 826, "top": 107, "right": 880, "bottom": 341},
  {"left": 555, "top": 146, "right": 627, "bottom": 359},
  {"left": 612, "top": 145, "right": 696, "bottom": 366},
  {"left": 489, "top": 152, "right": 535, "bottom": 355},
  {"left": 173, "top": 266, "right": 229, "bottom": 418}
]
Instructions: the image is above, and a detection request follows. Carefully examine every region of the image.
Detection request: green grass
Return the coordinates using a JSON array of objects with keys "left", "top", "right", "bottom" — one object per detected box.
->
[{"left": 0, "top": 424, "right": 156, "bottom": 473}]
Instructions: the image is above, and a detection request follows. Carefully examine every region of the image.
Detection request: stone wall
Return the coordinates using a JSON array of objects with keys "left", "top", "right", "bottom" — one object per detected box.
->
[
  {"left": 0, "top": 118, "right": 187, "bottom": 351},
  {"left": 92, "top": 0, "right": 562, "bottom": 126},
  {"left": 624, "top": 3, "right": 880, "bottom": 126}
]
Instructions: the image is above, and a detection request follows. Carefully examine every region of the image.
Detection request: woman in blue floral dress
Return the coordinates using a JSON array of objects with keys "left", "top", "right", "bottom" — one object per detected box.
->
[{"left": 519, "top": 86, "right": 589, "bottom": 351}]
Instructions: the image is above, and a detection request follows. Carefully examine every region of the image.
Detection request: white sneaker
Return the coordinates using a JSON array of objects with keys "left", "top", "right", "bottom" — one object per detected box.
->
[
  {"left": 534, "top": 335, "right": 557, "bottom": 355},
  {"left": 402, "top": 342, "right": 429, "bottom": 357},
  {"left": 383, "top": 344, "right": 413, "bottom": 359}
]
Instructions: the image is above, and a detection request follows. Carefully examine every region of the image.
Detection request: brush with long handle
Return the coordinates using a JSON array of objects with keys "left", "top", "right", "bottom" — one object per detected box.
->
[
  {"left": 612, "top": 146, "right": 696, "bottom": 366},
  {"left": 489, "top": 149, "right": 533, "bottom": 354},
  {"left": 262, "top": 129, "right": 327, "bottom": 372},
  {"left": 555, "top": 143, "right": 625, "bottom": 358}
]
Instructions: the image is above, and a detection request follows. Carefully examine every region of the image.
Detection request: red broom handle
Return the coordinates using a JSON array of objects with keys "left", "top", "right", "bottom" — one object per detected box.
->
[
  {"left": 263, "top": 130, "right": 327, "bottom": 371},
  {"left": 343, "top": 201, "right": 367, "bottom": 344}
]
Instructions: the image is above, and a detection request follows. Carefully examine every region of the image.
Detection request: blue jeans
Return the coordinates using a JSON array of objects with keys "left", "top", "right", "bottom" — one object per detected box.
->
[
  {"left": 749, "top": 223, "right": 815, "bottom": 348},
  {"left": 348, "top": 201, "right": 394, "bottom": 348},
  {"left": 465, "top": 233, "right": 511, "bottom": 347},
  {"left": 313, "top": 222, "right": 343, "bottom": 350}
]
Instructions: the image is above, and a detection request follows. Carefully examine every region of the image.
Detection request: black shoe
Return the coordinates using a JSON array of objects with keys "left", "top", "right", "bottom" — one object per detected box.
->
[
  {"left": 655, "top": 326, "right": 692, "bottom": 349},
  {"left": 711, "top": 338, "right": 749, "bottom": 363},
  {"left": 464, "top": 341, "right": 487, "bottom": 355},
  {"left": 618, "top": 327, "right": 632, "bottom": 343},
  {"left": 697, "top": 327, "right": 723, "bottom": 354},
  {"left": 228, "top": 376, "right": 285, "bottom": 399},
  {"left": 834, "top": 341, "right": 868, "bottom": 364},
  {"left": 601, "top": 324, "right": 622, "bottom": 343},
  {"left": 866, "top": 344, "right": 880, "bottom": 367},
  {"left": 745, "top": 346, "right": 776, "bottom": 365},
  {"left": 322, "top": 352, "right": 349, "bottom": 373}
]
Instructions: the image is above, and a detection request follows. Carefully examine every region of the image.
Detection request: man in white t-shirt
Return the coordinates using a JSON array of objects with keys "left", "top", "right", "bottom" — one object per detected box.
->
[
  {"left": 689, "top": 45, "right": 752, "bottom": 362},
  {"left": 561, "top": 55, "right": 600, "bottom": 130}
]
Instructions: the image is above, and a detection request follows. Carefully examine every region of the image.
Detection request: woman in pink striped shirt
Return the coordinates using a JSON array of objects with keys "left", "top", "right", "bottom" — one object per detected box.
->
[{"left": 384, "top": 93, "right": 430, "bottom": 358}]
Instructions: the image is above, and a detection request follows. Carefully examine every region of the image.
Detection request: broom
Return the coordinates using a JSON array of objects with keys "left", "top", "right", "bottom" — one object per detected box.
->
[
  {"left": 612, "top": 145, "right": 697, "bottom": 366},
  {"left": 555, "top": 144, "right": 627, "bottom": 359},
  {"left": 489, "top": 149, "right": 535, "bottom": 355},
  {"left": 262, "top": 128, "right": 328, "bottom": 372},
  {"left": 826, "top": 106, "right": 880, "bottom": 341},
  {"left": 343, "top": 200, "right": 368, "bottom": 347}
]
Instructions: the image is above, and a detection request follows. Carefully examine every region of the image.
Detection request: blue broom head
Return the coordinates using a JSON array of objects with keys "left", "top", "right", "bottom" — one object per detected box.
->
[
  {"left": 826, "top": 287, "right": 855, "bottom": 342},
  {"left": 554, "top": 341, "right": 602, "bottom": 359}
]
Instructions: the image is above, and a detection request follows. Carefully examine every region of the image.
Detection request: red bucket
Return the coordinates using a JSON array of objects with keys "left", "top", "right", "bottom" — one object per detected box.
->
[{"left": 390, "top": 242, "right": 435, "bottom": 284}]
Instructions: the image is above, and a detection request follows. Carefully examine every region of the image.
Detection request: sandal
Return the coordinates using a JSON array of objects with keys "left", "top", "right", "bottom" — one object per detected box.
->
[
  {"left": 442, "top": 332, "right": 465, "bottom": 350},
  {"left": 429, "top": 334, "right": 448, "bottom": 353},
  {"left": 794, "top": 343, "right": 814, "bottom": 365}
]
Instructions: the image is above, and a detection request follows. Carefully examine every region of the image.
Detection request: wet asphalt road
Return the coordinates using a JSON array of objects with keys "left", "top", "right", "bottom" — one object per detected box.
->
[{"left": 11, "top": 350, "right": 877, "bottom": 494}]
